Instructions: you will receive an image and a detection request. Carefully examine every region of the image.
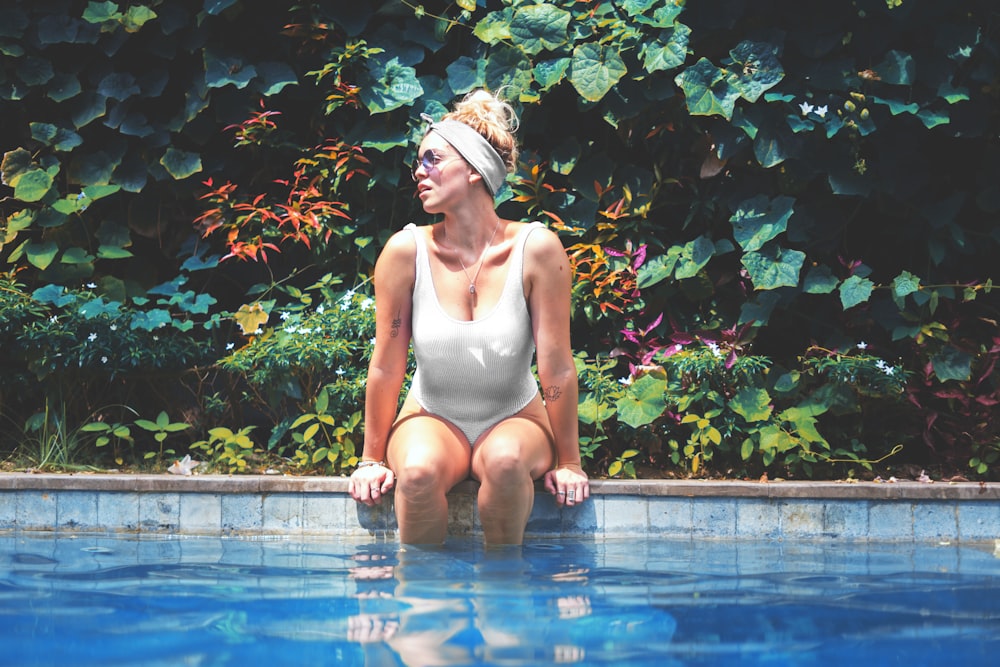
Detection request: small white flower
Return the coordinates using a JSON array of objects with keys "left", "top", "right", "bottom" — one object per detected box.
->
[
  {"left": 109, "top": 324, "right": 117, "bottom": 331},
  {"left": 336, "top": 367, "right": 346, "bottom": 376},
  {"left": 280, "top": 311, "right": 290, "bottom": 321},
  {"left": 883, "top": 365, "right": 895, "bottom": 376},
  {"left": 815, "top": 105, "right": 828, "bottom": 118},
  {"left": 226, "top": 342, "right": 235, "bottom": 350},
  {"left": 856, "top": 342, "right": 868, "bottom": 350},
  {"left": 706, "top": 341, "right": 723, "bottom": 357},
  {"left": 85, "top": 282, "right": 97, "bottom": 289},
  {"left": 340, "top": 302, "right": 351, "bottom": 311},
  {"left": 298, "top": 327, "right": 312, "bottom": 334},
  {"left": 369, "top": 337, "right": 376, "bottom": 346},
  {"left": 284, "top": 326, "right": 296, "bottom": 333},
  {"left": 253, "top": 328, "right": 263, "bottom": 335},
  {"left": 88, "top": 333, "right": 97, "bottom": 342},
  {"left": 875, "top": 359, "right": 888, "bottom": 371},
  {"left": 153, "top": 336, "right": 159, "bottom": 341},
  {"left": 101, "top": 356, "right": 108, "bottom": 364},
  {"left": 799, "top": 101, "right": 814, "bottom": 116},
  {"left": 619, "top": 376, "right": 633, "bottom": 386},
  {"left": 316, "top": 304, "right": 325, "bottom": 314},
  {"left": 50, "top": 316, "right": 58, "bottom": 323},
  {"left": 361, "top": 298, "right": 374, "bottom": 310}
]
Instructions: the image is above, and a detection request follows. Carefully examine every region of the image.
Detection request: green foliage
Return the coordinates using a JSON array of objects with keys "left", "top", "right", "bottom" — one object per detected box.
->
[
  {"left": 191, "top": 426, "right": 257, "bottom": 473},
  {"left": 134, "top": 410, "right": 190, "bottom": 462},
  {"left": 2, "top": 0, "right": 998, "bottom": 479}
]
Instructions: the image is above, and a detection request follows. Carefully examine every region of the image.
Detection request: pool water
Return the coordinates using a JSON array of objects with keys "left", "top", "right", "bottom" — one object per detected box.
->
[{"left": 1, "top": 533, "right": 998, "bottom": 666}]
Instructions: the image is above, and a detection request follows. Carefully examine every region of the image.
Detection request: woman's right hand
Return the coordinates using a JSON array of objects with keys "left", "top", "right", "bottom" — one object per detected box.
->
[{"left": 349, "top": 463, "right": 396, "bottom": 506}]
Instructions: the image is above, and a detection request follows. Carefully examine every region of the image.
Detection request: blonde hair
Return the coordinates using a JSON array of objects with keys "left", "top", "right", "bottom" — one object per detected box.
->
[{"left": 443, "top": 89, "right": 519, "bottom": 174}]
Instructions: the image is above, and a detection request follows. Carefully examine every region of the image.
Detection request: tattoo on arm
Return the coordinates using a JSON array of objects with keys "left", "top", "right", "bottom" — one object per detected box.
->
[
  {"left": 543, "top": 385, "right": 562, "bottom": 402},
  {"left": 390, "top": 309, "right": 401, "bottom": 338}
]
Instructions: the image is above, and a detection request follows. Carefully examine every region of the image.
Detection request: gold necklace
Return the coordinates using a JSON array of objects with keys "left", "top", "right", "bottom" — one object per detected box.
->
[{"left": 450, "top": 218, "right": 502, "bottom": 295}]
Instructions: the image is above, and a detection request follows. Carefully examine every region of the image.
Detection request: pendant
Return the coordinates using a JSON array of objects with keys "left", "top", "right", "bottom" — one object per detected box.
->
[{"left": 469, "top": 284, "right": 476, "bottom": 294}]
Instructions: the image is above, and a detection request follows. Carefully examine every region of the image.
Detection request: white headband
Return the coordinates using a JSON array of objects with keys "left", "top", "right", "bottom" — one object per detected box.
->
[{"left": 422, "top": 115, "right": 507, "bottom": 196}]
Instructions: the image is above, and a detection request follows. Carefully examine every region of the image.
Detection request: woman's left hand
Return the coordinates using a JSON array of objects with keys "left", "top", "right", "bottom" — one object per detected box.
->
[{"left": 544, "top": 464, "right": 590, "bottom": 507}]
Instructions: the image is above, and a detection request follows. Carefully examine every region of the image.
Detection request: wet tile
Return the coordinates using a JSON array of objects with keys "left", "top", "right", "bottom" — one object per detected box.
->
[
  {"left": 17, "top": 491, "right": 57, "bottom": 530},
  {"left": 649, "top": 497, "right": 693, "bottom": 538},
  {"left": 178, "top": 493, "right": 222, "bottom": 534},
  {"left": 97, "top": 492, "right": 140, "bottom": 532},
  {"left": 780, "top": 499, "right": 825, "bottom": 539},
  {"left": 913, "top": 502, "right": 958, "bottom": 541},
  {"left": 262, "top": 493, "right": 303, "bottom": 535},
  {"left": 736, "top": 498, "right": 780, "bottom": 539},
  {"left": 221, "top": 494, "right": 262, "bottom": 534},
  {"left": 867, "top": 501, "right": 913, "bottom": 540},
  {"left": 691, "top": 497, "right": 736, "bottom": 538},
  {"left": 823, "top": 500, "right": 870, "bottom": 540},
  {"left": 57, "top": 491, "right": 98, "bottom": 531},
  {"left": 138, "top": 493, "right": 180, "bottom": 533}
]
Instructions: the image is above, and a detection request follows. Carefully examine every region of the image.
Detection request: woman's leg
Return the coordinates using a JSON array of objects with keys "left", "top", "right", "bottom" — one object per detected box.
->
[
  {"left": 387, "top": 397, "right": 471, "bottom": 545},
  {"left": 471, "top": 394, "right": 555, "bottom": 546}
]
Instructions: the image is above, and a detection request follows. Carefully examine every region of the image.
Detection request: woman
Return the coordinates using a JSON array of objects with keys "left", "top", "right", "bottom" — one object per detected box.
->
[{"left": 349, "top": 90, "right": 589, "bottom": 546}]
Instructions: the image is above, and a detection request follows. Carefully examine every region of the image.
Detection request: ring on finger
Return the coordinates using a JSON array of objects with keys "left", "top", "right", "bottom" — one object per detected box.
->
[{"left": 567, "top": 490, "right": 576, "bottom": 500}]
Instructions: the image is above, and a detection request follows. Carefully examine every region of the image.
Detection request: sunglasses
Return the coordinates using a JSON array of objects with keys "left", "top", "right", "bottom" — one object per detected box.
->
[{"left": 411, "top": 150, "right": 462, "bottom": 182}]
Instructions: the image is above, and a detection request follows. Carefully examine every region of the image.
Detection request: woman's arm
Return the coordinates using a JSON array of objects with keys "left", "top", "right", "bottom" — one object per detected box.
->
[
  {"left": 351, "top": 230, "right": 415, "bottom": 505},
  {"left": 525, "top": 226, "right": 589, "bottom": 504}
]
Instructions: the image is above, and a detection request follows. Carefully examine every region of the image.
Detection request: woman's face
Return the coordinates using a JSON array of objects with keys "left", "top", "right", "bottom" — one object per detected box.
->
[{"left": 412, "top": 133, "right": 476, "bottom": 214}]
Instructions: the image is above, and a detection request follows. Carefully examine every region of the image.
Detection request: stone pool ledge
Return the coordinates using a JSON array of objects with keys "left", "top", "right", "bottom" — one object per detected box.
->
[{"left": 0, "top": 473, "right": 997, "bottom": 543}]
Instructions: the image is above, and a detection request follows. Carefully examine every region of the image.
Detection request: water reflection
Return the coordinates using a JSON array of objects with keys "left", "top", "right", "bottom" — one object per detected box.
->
[{"left": 344, "top": 540, "right": 678, "bottom": 665}]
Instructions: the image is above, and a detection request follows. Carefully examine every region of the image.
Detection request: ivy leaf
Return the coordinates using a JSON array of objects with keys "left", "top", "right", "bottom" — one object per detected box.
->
[
  {"left": 79, "top": 297, "right": 121, "bottom": 319},
  {"left": 98, "top": 72, "right": 140, "bottom": 101},
  {"left": 14, "top": 166, "right": 57, "bottom": 202},
  {"left": 675, "top": 58, "right": 739, "bottom": 119},
  {"left": 129, "top": 309, "right": 172, "bottom": 331},
  {"left": 97, "top": 245, "right": 134, "bottom": 259},
  {"left": 26, "top": 241, "right": 59, "bottom": 270},
  {"left": 510, "top": 4, "right": 570, "bottom": 55},
  {"left": 47, "top": 73, "right": 81, "bottom": 102},
  {"left": 802, "top": 265, "right": 839, "bottom": 294},
  {"left": 122, "top": 5, "right": 157, "bottom": 32},
  {"left": 674, "top": 235, "right": 715, "bottom": 280},
  {"left": 446, "top": 56, "right": 483, "bottom": 95},
  {"left": 726, "top": 40, "right": 784, "bottom": 103},
  {"left": 484, "top": 46, "right": 533, "bottom": 96},
  {"left": 359, "top": 57, "right": 423, "bottom": 113},
  {"left": 235, "top": 302, "right": 269, "bottom": 335},
  {"left": 839, "top": 274, "right": 874, "bottom": 310},
  {"left": 642, "top": 23, "right": 690, "bottom": 73},
  {"left": 874, "top": 49, "right": 914, "bottom": 86},
  {"left": 82, "top": 1, "right": 122, "bottom": 23},
  {"left": 891, "top": 271, "right": 921, "bottom": 304},
  {"left": 931, "top": 346, "right": 972, "bottom": 382},
  {"left": 160, "top": 147, "right": 202, "bottom": 180},
  {"left": 616, "top": 374, "right": 666, "bottom": 429},
  {"left": 730, "top": 388, "right": 773, "bottom": 423},
  {"left": 203, "top": 48, "right": 257, "bottom": 89},
  {"left": 1, "top": 148, "right": 32, "bottom": 186},
  {"left": 32, "top": 284, "right": 77, "bottom": 307},
  {"left": 256, "top": 61, "right": 298, "bottom": 95},
  {"left": 741, "top": 245, "right": 805, "bottom": 290},
  {"left": 570, "top": 42, "right": 628, "bottom": 103},
  {"left": 473, "top": 8, "right": 513, "bottom": 44},
  {"left": 533, "top": 57, "right": 570, "bottom": 92},
  {"left": 730, "top": 195, "right": 794, "bottom": 252},
  {"left": 61, "top": 247, "right": 95, "bottom": 264}
]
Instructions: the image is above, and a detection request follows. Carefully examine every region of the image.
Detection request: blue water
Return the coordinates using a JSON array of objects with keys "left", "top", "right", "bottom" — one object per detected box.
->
[{"left": 0, "top": 534, "right": 998, "bottom": 666}]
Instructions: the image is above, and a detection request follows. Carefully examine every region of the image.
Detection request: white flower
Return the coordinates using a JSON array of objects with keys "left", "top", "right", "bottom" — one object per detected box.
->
[
  {"left": 619, "top": 376, "right": 633, "bottom": 386},
  {"left": 280, "top": 311, "right": 290, "bottom": 320},
  {"left": 856, "top": 342, "right": 868, "bottom": 350},
  {"left": 253, "top": 328, "right": 263, "bottom": 335},
  {"left": 284, "top": 326, "right": 296, "bottom": 333},
  {"left": 316, "top": 304, "right": 325, "bottom": 314},
  {"left": 883, "top": 365, "right": 895, "bottom": 376},
  {"left": 88, "top": 333, "right": 97, "bottom": 342},
  {"left": 153, "top": 336, "right": 159, "bottom": 341},
  {"left": 340, "top": 302, "right": 351, "bottom": 311},
  {"left": 226, "top": 342, "right": 235, "bottom": 350},
  {"left": 361, "top": 298, "right": 374, "bottom": 310},
  {"left": 799, "top": 101, "right": 814, "bottom": 116},
  {"left": 101, "top": 356, "right": 108, "bottom": 364},
  {"left": 369, "top": 337, "right": 376, "bottom": 347},
  {"left": 109, "top": 324, "right": 117, "bottom": 331},
  {"left": 706, "top": 341, "right": 723, "bottom": 357},
  {"left": 815, "top": 105, "right": 828, "bottom": 118},
  {"left": 50, "top": 316, "right": 58, "bottom": 323},
  {"left": 298, "top": 327, "right": 312, "bottom": 334},
  {"left": 85, "top": 282, "right": 97, "bottom": 289},
  {"left": 336, "top": 367, "right": 346, "bottom": 376}
]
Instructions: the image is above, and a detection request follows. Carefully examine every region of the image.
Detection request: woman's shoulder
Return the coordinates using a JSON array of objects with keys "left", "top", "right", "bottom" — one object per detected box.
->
[{"left": 520, "top": 221, "right": 566, "bottom": 257}]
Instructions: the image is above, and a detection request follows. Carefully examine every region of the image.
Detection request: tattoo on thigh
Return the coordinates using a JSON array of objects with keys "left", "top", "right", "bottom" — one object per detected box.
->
[
  {"left": 543, "top": 385, "right": 562, "bottom": 402},
  {"left": 390, "top": 310, "right": 401, "bottom": 338}
]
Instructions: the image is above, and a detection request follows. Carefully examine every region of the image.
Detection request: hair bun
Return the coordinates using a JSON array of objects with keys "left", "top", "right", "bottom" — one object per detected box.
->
[{"left": 444, "top": 89, "right": 519, "bottom": 173}]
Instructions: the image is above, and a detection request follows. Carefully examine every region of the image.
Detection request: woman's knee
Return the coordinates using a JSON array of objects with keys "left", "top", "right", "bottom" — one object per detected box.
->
[{"left": 476, "top": 434, "right": 538, "bottom": 485}]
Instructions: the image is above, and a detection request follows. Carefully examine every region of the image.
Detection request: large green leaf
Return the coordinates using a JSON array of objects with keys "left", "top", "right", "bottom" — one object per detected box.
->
[
  {"left": 13, "top": 166, "right": 57, "bottom": 202},
  {"left": 726, "top": 40, "right": 784, "bottom": 102},
  {"left": 730, "top": 388, "right": 773, "bottom": 423},
  {"left": 674, "top": 58, "right": 739, "bottom": 119},
  {"left": 510, "top": 4, "right": 570, "bottom": 55},
  {"left": 98, "top": 72, "right": 140, "bottom": 101},
  {"left": 569, "top": 42, "right": 628, "bottom": 103},
  {"left": 802, "top": 265, "right": 839, "bottom": 294},
  {"left": 931, "top": 346, "right": 972, "bottom": 382},
  {"left": 674, "top": 236, "right": 716, "bottom": 280},
  {"left": 204, "top": 48, "right": 257, "bottom": 89},
  {"left": 642, "top": 23, "right": 690, "bottom": 73},
  {"left": 741, "top": 245, "right": 805, "bottom": 290},
  {"left": 359, "top": 57, "right": 423, "bottom": 113},
  {"left": 473, "top": 8, "right": 513, "bottom": 44},
  {"left": 873, "top": 49, "right": 914, "bottom": 86},
  {"left": 730, "top": 195, "right": 794, "bottom": 252},
  {"left": 82, "top": 1, "right": 122, "bottom": 23},
  {"left": 256, "top": 61, "right": 298, "bottom": 95},
  {"left": 484, "top": 46, "right": 533, "bottom": 97},
  {"left": 616, "top": 374, "right": 667, "bottom": 429},
  {"left": 160, "top": 147, "right": 202, "bottom": 180},
  {"left": 26, "top": 241, "right": 59, "bottom": 270},
  {"left": 839, "top": 275, "right": 874, "bottom": 310},
  {"left": 533, "top": 57, "right": 570, "bottom": 91},
  {"left": 446, "top": 56, "right": 483, "bottom": 95}
]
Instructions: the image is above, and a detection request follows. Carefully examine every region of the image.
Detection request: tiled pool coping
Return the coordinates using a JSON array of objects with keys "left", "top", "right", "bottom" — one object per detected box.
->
[{"left": 1, "top": 474, "right": 997, "bottom": 543}]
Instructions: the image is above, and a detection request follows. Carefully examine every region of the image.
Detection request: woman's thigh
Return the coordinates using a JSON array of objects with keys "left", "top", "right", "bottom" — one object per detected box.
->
[
  {"left": 471, "top": 393, "right": 555, "bottom": 482},
  {"left": 387, "top": 394, "right": 472, "bottom": 489}
]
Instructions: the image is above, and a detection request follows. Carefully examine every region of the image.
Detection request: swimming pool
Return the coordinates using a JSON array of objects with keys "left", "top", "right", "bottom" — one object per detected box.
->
[{"left": 1, "top": 533, "right": 998, "bottom": 666}]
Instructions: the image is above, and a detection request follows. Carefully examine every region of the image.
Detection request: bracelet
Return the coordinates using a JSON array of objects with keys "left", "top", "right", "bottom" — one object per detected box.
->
[{"left": 356, "top": 460, "right": 386, "bottom": 469}]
